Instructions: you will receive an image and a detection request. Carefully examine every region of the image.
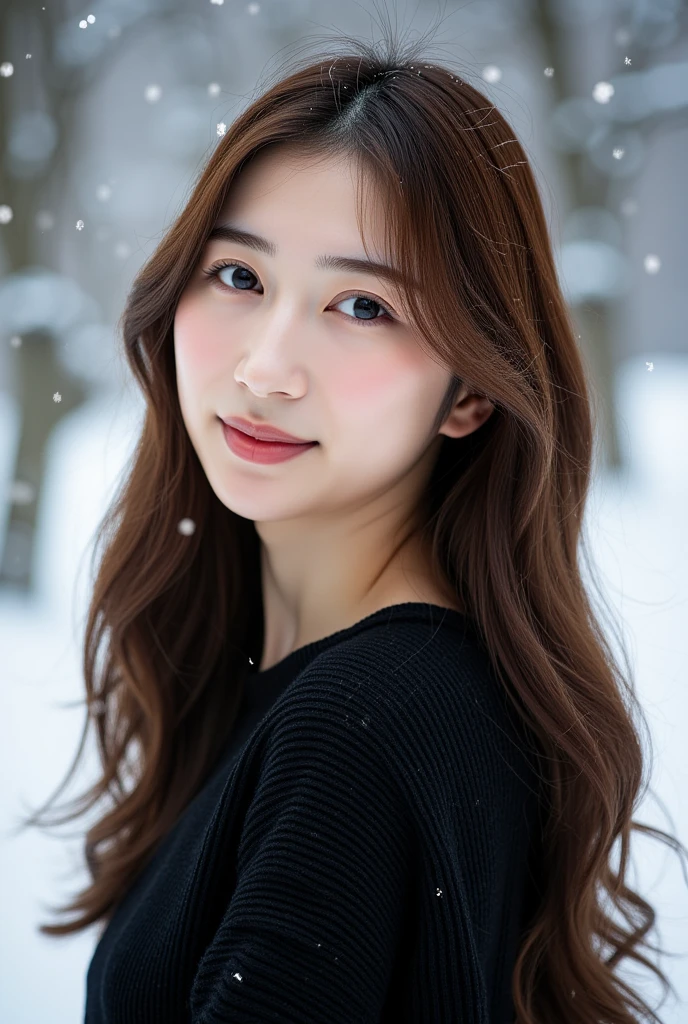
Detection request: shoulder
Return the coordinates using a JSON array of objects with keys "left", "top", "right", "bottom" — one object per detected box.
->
[
  {"left": 263, "top": 610, "right": 512, "bottom": 765},
  {"left": 244, "top": 610, "right": 539, "bottom": 849},
  {"left": 287, "top": 610, "right": 494, "bottom": 707}
]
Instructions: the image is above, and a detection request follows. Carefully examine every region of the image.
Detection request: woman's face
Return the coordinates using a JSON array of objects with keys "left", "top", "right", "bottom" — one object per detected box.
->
[{"left": 173, "top": 146, "right": 467, "bottom": 528}]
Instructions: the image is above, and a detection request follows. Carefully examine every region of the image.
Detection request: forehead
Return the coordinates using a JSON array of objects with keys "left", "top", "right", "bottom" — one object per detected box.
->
[{"left": 217, "top": 146, "right": 387, "bottom": 249}]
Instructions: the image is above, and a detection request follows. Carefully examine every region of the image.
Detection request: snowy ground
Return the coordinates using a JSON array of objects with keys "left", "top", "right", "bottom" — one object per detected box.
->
[{"left": 1, "top": 356, "right": 687, "bottom": 1023}]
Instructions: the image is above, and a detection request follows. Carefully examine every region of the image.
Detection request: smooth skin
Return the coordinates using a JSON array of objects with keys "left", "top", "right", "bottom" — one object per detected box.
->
[{"left": 174, "top": 145, "right": 494, "bottom": 670}]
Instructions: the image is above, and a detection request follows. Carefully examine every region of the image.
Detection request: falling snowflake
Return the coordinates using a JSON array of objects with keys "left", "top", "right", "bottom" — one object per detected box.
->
[
  {"left": 177, "top": 517, "right": 196, "bottom": 536},
  {"left": 247, "top": 2, "right": 260, "bottom": 12},
  {"left": 248, "top": 656, "right": 254, "bottom": 665},
  {"left": 87, "top": 14, "right": 95, "bottom": 23},
  {"left": 53, "top": 392, "right": 62, "bottom": 403},
  {"left": 216, "top": 121, "right": 227, "bottom": 136},
  {"left": 231, "top": 971, "right": 243, "bottom": 981},
  {"left": 481, "top": 65, "right": 502, "bottom": 84},
  {"left": 114, "top": 241, "right": 131, "bottom": 259},
  {"left": 208, "top": 82, "right": 221, "bottom": 97},
  {"left": 79, "top": 20, "right": 88, "bottom": 29},
  {"left": 210, "top": 0, "right": 224, "bottom": 5},
  {"left": 0, "top": 62, "right": 14, "bottom": 77},
  {"left": 544, "top": 67, "right": 554, "bottom": 77},
  {"left": 646, "top": 362, "right": 654, "bottom": 371},
  {"left": 624, "top": 56, "right": 631, "bottom": 65},
  {"left": 76, "top": 219, "right": 85, "bottom": 230},
  {"left": 592, "top": 81, "right": 614, "bottom": 104},
  {"left": 96, "top": 183, "right": 112, "bottom": 201},
  {"left": 612, "top": 147, "right": 624, "bottom": 159},
  {"left": 436, "top": 888, "right": 443, "bottom": 897},
  {"left": 643, "top": 254, "right": 661, "bottom": 274},
  {"left": 145, "top": 84, "right": 162, "bottom": 103},
  {"left": 0, "top": 204, "right": 13, "bottom": 224},
  {"left": 10, "top": 335, "right": 22, "bottom": 348},
  {"left": 25, "top": 54, "right": 31, "bottom": 59}
]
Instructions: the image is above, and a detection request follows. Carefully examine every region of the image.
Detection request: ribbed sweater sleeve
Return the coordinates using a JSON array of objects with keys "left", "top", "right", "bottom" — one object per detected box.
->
[{"left": 188, "top": 682, "right": 415, "bottom": 1023}]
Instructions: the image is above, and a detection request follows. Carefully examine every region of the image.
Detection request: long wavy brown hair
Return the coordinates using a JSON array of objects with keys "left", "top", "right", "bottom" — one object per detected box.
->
[{"left": 16, "top": 15, "right": 687, "bottom": 1024}]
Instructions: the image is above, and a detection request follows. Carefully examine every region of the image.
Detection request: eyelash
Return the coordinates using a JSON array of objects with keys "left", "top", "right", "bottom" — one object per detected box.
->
[{"left": 201, "top": 259, "right": 396, "bottom": 329}]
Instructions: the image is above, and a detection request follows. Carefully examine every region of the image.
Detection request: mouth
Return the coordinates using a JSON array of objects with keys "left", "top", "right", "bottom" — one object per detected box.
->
[
  {"left": 219, "top": 416, "right": 317, "bottom": 445},
  {"left": 220, "top": 419, "right": 319, "bottom": 464}
]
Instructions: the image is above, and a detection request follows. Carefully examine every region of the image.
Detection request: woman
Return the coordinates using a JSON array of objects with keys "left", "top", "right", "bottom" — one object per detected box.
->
[{"left": 23, "top": 26, "right": 685, "bottom": 1024}]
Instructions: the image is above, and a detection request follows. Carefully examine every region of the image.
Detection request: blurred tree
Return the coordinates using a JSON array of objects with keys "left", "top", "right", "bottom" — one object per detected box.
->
[
  {"left": 0, "top": 2, "right": 88, "bottom": 590},
  {"left": 534, "top": 0, "right": 624, "bottom": 471},
  {"left": 533, "top": 0, "right": 687, "bottom": 471},
  {"left": 0, "top": 0, "right": 192, "bottom": 591}
]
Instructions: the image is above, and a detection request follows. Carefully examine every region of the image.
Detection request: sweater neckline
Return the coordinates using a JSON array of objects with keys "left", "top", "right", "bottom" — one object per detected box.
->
[{"left": 246, "top": 602, "right": 474, "bottom": 685}]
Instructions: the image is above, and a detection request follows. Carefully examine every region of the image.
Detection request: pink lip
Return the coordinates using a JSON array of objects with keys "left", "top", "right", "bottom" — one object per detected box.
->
[
  {"left": 221, "top": 421, "right": 319, "bottom": 465},
  {"left": 220, "top": 416, "right": 315, "bottom": 444}
]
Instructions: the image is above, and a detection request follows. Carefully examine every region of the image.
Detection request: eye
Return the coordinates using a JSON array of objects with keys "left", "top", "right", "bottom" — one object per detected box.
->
[{"left": 201, "top": 259, "right": 397, "bottom": 329}]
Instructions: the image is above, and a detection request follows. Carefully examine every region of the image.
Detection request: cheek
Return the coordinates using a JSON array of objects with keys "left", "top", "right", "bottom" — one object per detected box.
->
[
  {"left": 326, "top": 348, "right": 448, "bottom": 468},
  {"left": 330, "top": 348, "right": 430, "bottom": 425},
  {"left": 332, "top": 360, "right": 392, "bottom": 402},
  {"left": 174, "top": 301, "right": 226, "bottom": 385}
]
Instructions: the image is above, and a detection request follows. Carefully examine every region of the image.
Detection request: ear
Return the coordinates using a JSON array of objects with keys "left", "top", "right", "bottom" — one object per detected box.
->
[{"left": 438, "top": 388, "right": 495, "bottom": 440}]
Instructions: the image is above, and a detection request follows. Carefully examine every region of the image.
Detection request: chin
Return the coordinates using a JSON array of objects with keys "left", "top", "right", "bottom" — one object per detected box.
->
[{"left": 210, "top": 484, "right": 306, "bottom": 525}]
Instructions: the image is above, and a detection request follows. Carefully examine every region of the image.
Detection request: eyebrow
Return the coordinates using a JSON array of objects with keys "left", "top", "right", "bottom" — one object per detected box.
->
[{"left": 205, "top": 223, "right": 412, "bottom": 289}]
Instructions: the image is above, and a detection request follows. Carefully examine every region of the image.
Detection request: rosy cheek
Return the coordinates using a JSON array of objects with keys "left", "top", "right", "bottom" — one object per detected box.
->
[
  {"left": 331, "top": 360, "right": 393, "bottom": 400},
  {"left": 329, "top": 346, "right": 421, "bottom": 416},
  {"left": 174, "top": 305, "right": 225, "bottom": 376}
]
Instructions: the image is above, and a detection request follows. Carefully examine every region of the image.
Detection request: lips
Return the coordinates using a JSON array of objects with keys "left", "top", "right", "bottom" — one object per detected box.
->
[
  {"left": 221, "top": 421, "right": 318, "bottom": 464},
  {"left": 220, "top": 416, "right": 316, "bottom": 445}
]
